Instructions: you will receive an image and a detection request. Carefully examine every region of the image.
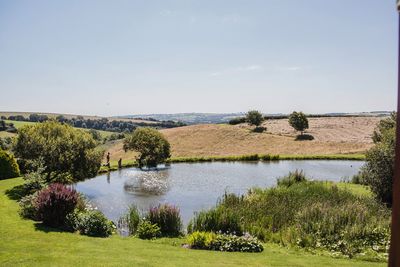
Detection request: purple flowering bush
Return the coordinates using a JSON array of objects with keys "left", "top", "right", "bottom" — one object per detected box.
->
[{"left": 35, "top": 183, "right": 79, "bottom": 227}]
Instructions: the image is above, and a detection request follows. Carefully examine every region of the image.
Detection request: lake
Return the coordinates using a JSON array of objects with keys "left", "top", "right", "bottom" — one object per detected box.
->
[{"left": 75, "top": 160, "right": 363, "bottom": 227}]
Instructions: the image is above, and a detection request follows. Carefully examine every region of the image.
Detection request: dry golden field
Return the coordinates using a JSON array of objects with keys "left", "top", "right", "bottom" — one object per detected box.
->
[{"left": 106, "top": 116, "right": 382, "bottom": 162}]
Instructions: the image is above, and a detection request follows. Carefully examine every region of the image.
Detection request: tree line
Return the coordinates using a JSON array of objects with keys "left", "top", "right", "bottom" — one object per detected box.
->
[{"left": 1, "top": 113, "right": 186, "bottom": 133}]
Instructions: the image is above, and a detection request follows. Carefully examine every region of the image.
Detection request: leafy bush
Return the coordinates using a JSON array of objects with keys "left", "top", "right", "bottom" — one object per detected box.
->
[
  {"left": 137, "top": 220, "right": 161, "bottom": 239},
  {"left": 0, "top": 149, "right": 20, "bottom": 180},
  {"left": 35, "top": 183, "right": 79, "bottom": 227},
  {"left": 77, "top": 210, "right": 113, "bottom": 237},
  {"left": 209, "top": 233, "right": 264, "bottom": 252},
  {"left": 19, "top": 193, "right": 39, "bottom": 220},
  {"left": 252, "top": 126, "right": 266, "bottom": 133},
  {"left": 228, "top": 117, "right": 246, "bottom": 125},
  {"left": 123, "top": 127, "right": 170, "bottom": 168},
  {"left": 186, "top": 232, "right": 263, "bottom": 253},
  {"left": 147, "top": 204, "right": 182, "bottom": 237},
  {"left": 186, "top": 231, "right": 216, "bottom": 249},
  {"left": 188, "top": 207, "right": 242, "bottom": 235},
  {"left": 245, "top": 110, "right": 264, "bottom": 126},
  {"left": 289, "top": 111, "right": 309, "bottom": 135},
  {"left": 277, "top": 170, "right": 307, "bottom": 187},
  {"left": 13, "top": 121, "right": 103, "bottom": 182}
]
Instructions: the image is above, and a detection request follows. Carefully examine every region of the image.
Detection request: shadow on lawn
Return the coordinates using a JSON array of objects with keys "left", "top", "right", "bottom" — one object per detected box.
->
[
  {"left": 5, "top": 184, "right": 27, "bottom": 201},
  {"left": 34, "top": 223, "right": 66, "bottom": 233}
]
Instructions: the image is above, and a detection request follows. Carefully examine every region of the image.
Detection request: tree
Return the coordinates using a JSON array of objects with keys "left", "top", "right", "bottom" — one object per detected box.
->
[
  {"left": 361, "top": 113, "right": 396, "bottom": 206},
  {"left": 288, "top": 111, "right": 309, "bottom": 135},
  {"left": 123, "top": 127, "right": 170, "bottom": 168},
  {"left": 13, "top": 121, "right": 103, "bottom": 182},
  {"left": 246, "top": 110, "right": 264, "bottom": 126},
  {"left": 0, "top": 149, "right": 20, "bottom": 180}
]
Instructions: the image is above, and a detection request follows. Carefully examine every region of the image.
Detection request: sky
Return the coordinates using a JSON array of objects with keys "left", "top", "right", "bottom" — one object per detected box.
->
[{"left": 0, "top": 0, "right": 398, "bottom": 116}]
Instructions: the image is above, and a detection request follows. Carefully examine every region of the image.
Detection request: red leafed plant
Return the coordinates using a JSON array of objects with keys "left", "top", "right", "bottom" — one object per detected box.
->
[{"left": 35, "top": 183, "right": 79, "bottom": 227}]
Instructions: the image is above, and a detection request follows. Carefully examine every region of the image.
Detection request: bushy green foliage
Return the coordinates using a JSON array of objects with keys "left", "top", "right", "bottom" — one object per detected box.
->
[
  {"left": 123, "top": 127, "right": 170, "bottom": 167},
  {"left": 147, "top": 204, "right": 182, "bottom": 237},
  {"left": 13, "top": 121, "right": 103, "bottom": 182},
  {"left": 191, "top": 181, "right": 390, "bottom": 259},
  {"left": 289, "top": 111, "right": 309, "bottom": 134},
  {"left": 245, "top": 110, "right": 264, "bottom": 126},
  {"left": 19, "top": 192, "right": 39, "bottom": 220},
  {"left": 186, "top": 231, "right": 216, "bottom": 249},
  {"left": 252, "top": 126, "right": 267, "bottom": 133},
  {"left": 186, "top": 231, "right": 263, "bottom": 253},
  {"left": 75, "top": 210, "right": 113, "bottom": 237},
  {"left": 137, "top": 220, "right": 161, "bottom": 239},
  {"left": 0, "top": 137, "right": 13, "bottom": 150},
  {"left": 228, "top": 117, "right": 246, "bottom": 125},
  {"left": 277, "top": 170, "right": 307, "bottom": 187},
  {"left": 35, "top": 183, "right": 79, "bottom": 227},
  {"left": 209, "top": 233, "right": 264, "bottom": 252},
  {"left": 360, "top": 114, "right": 396, "bottom": 205},
  {"left": 0, "top": 149, "right": 20, "bottom": 180}
]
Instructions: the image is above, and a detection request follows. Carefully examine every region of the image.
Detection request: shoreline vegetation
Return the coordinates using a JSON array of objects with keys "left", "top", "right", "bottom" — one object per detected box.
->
[{"left": 99, "top": 153, "right": 365, "bottom": 173}]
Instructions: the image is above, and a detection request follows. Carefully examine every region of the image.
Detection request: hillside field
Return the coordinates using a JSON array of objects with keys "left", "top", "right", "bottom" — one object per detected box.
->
[{"left": 105, "top": 116, "right": 380, "bottom": 162}]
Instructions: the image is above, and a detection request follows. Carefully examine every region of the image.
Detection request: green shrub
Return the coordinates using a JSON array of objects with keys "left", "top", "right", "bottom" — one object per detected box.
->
[
  {"left": 277, "top": 170, "right": 307, "bottom": 187},
  {"left": 246, "top": 110, "right": 264, "bottom": 126},
  {"left": 76, "top": 210, "right": 114, "bottom": 237},
  {"left": 147, "top": 204, "right": 182, "bottom": 237},
  {"left": 186, "top": 231, "right": 216, "bottom": 249},
  {"left": 0, "top": 149, "right": 20, "bottom": 180},
  {"left": 186, "top": 232, "right": 264, "bottom": 253},
  {"left": 209, "top": 233, "right": 264, "bottom": 252},
  {"left": 228, "top": 117, "right": 246, "bottom": 125},
  {"left": 19, "top": 192, "right": 39, "bottom": 220},
  {"left": 137, "top": 220, "right": 161, "bottom": 239},
  {"left": 252, "top": 126, "right": 266, "bottom": 133}
]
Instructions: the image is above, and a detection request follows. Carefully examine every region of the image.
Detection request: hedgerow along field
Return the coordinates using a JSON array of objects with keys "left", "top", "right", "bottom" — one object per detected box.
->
[{"left": 0, "top": 178, "right": 385, "bottom": 267}]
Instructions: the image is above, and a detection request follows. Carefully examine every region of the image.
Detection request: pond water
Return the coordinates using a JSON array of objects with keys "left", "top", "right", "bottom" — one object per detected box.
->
[{"left": 75, "top": 160, "right": 363, "bottom": 226}]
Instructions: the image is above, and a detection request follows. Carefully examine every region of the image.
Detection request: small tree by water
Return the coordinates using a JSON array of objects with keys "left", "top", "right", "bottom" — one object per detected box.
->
[
  {"left": 123, "top": 127, "right": 170, "bottom": 168},
  {"left": 289, "top": 111, "right": 309, "bottom": 135}
]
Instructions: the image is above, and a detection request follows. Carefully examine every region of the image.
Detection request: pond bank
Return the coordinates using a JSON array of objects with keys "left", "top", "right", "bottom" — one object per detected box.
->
[{"left": 99, "top": 153, "right": 365, "bottom": 174}]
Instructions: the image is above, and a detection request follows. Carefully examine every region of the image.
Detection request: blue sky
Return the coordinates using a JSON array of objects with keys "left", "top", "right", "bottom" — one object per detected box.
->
[{"left": 0, "top": 0, "right": 398, "bottom": 116}]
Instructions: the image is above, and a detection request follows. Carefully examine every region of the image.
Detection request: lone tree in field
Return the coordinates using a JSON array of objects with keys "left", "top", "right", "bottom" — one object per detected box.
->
[
  {"left": 288, "top": 111, "right": 309, "bottom": 135},
  {"left": 13, "top": 121, "right": 103, "bottom": 182},
  {"left": 123, "top": 127, "right": 170, "bottom": 168},
  {"left": 246, "top": 110, "right": 264, "bottom": 126}
]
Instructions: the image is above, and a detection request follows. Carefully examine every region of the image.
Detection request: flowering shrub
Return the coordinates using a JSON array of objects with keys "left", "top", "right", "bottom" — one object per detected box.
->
[
  {"left": 35, "top": 183, "right": 79, "bottom": 227},
  {"left": 65, "top": 210, "right": 114, "bottom": 237},
  {"left": 186, "top": 232, "right": 263, "bottom": 253},
  {"left": 147, "top": 204, "right": 182, "bottom": 237},
  {"left": 209, "top": 233, "right": 264, "bottom": 252},
  {"left": 19, "top": 192, "right": 39, "bottom": 220},
  {"left": 137, "top": 220, "right": 161, "bottom": 239}
]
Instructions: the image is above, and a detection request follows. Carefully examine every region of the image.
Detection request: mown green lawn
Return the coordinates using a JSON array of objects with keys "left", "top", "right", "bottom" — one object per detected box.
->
[{"left": 0, "top": 178, "right": 385, "bottom": 267}]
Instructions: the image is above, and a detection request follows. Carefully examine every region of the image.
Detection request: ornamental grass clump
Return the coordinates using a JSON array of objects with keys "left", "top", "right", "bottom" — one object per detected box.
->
[
  {"left": 147, "top": 204, "right": 182, "bottom": 237},
  {"left": 35, "top": 183, "right": 79, "bottom": 227}
]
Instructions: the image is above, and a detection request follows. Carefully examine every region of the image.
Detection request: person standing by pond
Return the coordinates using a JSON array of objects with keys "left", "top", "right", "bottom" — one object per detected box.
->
[
  {"left": 118, "top": 158, "right": 122, "bottom": 169},
  {"left": 106, "top": 152, "right": 111, "bottom": 168}
]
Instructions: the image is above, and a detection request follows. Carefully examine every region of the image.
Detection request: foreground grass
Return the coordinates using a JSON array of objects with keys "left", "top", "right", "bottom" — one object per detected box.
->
[{"left": 0, "top": 178, "right": 385, "bottom": 267}]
